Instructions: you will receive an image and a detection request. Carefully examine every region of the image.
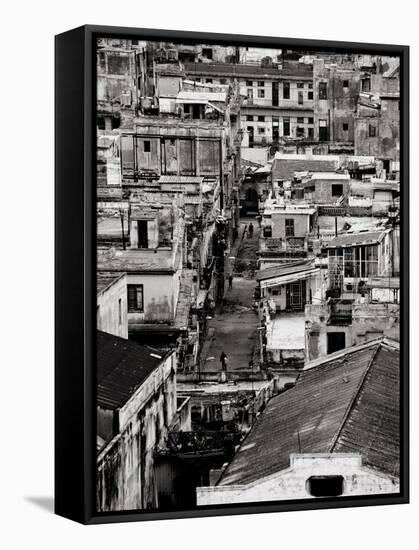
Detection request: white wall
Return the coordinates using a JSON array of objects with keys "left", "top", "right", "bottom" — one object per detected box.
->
[{"left": 5, "top": 3, "right": 417, "bottom": 550}]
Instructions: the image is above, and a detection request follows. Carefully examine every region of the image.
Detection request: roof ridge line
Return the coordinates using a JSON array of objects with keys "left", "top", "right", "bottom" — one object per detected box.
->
[{"left": 328, "top": 342, "right": 381, "bottom": 454}]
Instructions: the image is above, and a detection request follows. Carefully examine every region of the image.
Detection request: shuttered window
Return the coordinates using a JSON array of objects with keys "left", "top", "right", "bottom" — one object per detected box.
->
[{"left": 128, "top": 284, "right": 144, "bottom": 312}]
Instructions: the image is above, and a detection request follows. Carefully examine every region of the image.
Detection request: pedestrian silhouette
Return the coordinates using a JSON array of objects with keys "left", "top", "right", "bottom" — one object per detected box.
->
[
  {"left": 248, "top": 222, "right": 254, "bottom": 238},
  {"left": 228, "top": 274, "right": 233, "bottom": 289},
  {"left": 220, "top": 351, "right": 228, "bottom": 372}
]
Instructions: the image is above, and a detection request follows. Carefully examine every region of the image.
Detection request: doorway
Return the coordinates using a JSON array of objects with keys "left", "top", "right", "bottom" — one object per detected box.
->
[
  {"left": 137, "top": 220, "right": 149, "bottom": 248},
  {"left": 286, "top": 280, "right": 306, "bottom": 311}
]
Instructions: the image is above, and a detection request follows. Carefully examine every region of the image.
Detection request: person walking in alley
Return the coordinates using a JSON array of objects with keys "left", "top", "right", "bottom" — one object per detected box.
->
[
  {"left": 220, "top": 351, "right": 228, "bottom": 372},
  {"left": 248, "top": 222, "right": 254, "bottom": 238},
  {"left": 228, "top": 273, "right": 233, "bottom": 290}
]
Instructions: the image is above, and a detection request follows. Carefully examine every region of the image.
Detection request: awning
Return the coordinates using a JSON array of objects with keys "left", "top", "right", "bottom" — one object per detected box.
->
[{"left": 260, "top": 268, "right": 319, "bottom": 289}]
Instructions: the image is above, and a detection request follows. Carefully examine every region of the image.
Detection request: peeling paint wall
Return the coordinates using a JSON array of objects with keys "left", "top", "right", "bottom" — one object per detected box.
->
[
  {"left": 97, "top": 353, "right": 178, "bottom": 512},
  {"left": 97, "top": 275, "right": 128, "bottom": 339}
]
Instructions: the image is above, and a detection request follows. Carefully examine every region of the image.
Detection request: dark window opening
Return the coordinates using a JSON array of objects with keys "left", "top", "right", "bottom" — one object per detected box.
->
[
  {"left": 343, "top": 80, "right": 349, "bottom": 88},
  {"left": 246, "top": 115, "right": 253, "bottom": 121},
  {"left": 258, "top": 89, "right": 265, "bottom": 98},
  {"left": 283, "top": 118, "right": 290, "bottom": 136},
  {"left": 297, "top": 82, "right": 304, "bottom": 89},
  {"left": 297, "top": 117, "right": 304, "bottom": 123},
  {"left": 144, "top": 140, "right": 151, "bottom": 152},
  {"left": 308, "top": 117, "right": 314, "bottom": 124},
  {"left": 283, "top": 82, "right": 290, "bottom": 99},
  {"left": 342, "top": 123, "right": 349, "bottom": 131},
  {"left": 205, "top": 78, "right": 213, "bottom": 84},
  {"left": 220, "top": 78, "right": 227, "bottom": 84},
  {"left": 128, "top": 284, "right": 144, "bottom": 313},
  {"left": 361, "top": 78, "right": 371, "bottom": 92},
  {"left": 263, "top": 226, "right": 272, "bottom": 238},
  {"left": 332, "top": 184, "right": 344, "bottom": 197},
  {"left": 285, "top": 218, "right": 295, "bottom": 237},
  {"left": 307, "top": 476, "right": 344, "bottom": 497},
  {"left": 202, "top": 48, "right": 213, "bottom": 59},
  {"left": 308, "top": 127, "right": 314, "bottom": 138},
  {"left": 327, "top": 332, "right": 345, "bottom": 354},
  {"left": 258, "top": 115, "right": 265, "bottom": 122},
  {"left": 369, "top": 124, "right": 377, "bottom": 137},
  {"left": 257, "top": 81, "right": 265, "bottom": 87},
  {"left": 246, "top": 80, "right": 253, "bottom": 87},
  {"left": 319, "top": 82, "right": 328, "bottom": 100},
  {"left": 298, "top": 91, "right": 304, "bottom": 105},
  {"left": 137, "top": 220, "right": 149, "bottom": 248},
  {"left": 308, "top": 91, "right": 313, "bottom": 100}
]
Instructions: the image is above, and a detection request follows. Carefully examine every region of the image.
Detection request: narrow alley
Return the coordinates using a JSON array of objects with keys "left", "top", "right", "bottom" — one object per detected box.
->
[{"left": 200, "top": 218, "right": 260, "bottom": 373}]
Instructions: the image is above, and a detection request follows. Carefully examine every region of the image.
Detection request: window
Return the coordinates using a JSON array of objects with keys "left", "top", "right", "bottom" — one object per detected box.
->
[
  {"left": 297, "top": 82, "right": 304, "bottom": 88},
  {"left": 202, "top": 48, "right": 213, "bottom": 59},
  {"left": 285, "top": 218, "right": 295, "bottom": 237},
  {"left": 143, "top": 140, "right": 151, "bottom": 152},
  {"left": 205, "top": 78, "right": 213, "bottom": 84},
  {"left": 308, "top": 82, "right": 313, "bottom": 89},
  {"left": 263, "top": 226, "right": 272, "bottom": 237},
  {"left": 258, "top": 127, "right": 265, "bottom": 134},
  {"left": 332, "top": 184, "right": 343, "bottom": 197},
  {"left": 296, "top": 127, "right": 305, "bottom": 137},
  {"left": 257, "top": 81, "right": 265, "bottom": 87},
  {"left": 247, "top": 88, "right": 253, "bottom": 99},
  {"left": 343, "top": 79, "right": 349, "bottom": 88},
  {"left": 307, "top": 476, "right": 344, "bottom": 497},
  {"left": 283, "top": 82, "right": 290, "bottom": 99},
  {"left": 369, "top": 124, "right": 377, "bottom": 137},
  {"left": 298, "top": 91, "right": 304, "bottom": 105},
  {"left": 319, "top": 82, "right": 328, "bottom": 99},
  {"left": 361, "top": 77, "right": 371, "bottom": 92},
  {"left": 246, "top": 115, "right": 253, "bottom": 121},
  {"left": 128, "top": 284, "right": 144, "bottom": 313},
  {"left": 258, "top": 89, "right": 265, "bottom": 98},
  {"left": 258, "top": 115, "right": 265, "bottom": 122},
  {"left": 308, "top": 91, "right": 313, "bottom": 100},
  {"left": 118, "top": 298, "right": 122, "bottom": 325},
  {"left": 342, "top": 123, "right": 349, "bottom": 131},
  {"left": 220, "top": 78, "right": 227, "bottom": 85},
  {"left": 308, "top": 117, "right": 314, "bottom": 124},
  {"left": 308, "top": 127, "right": 314, "bottom": 138},
  {"left": 297, "top": 117, "right": 305, "bottom": 123},
  {"left": 283, "top": 117, "right": 290, "bottom": 136},
  {"left": 246, "top": 80, "right": 253, "bottom": 87}
]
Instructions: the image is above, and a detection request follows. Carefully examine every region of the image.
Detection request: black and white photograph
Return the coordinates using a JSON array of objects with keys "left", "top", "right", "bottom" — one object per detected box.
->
[{"left": 95, "top": 36, "right": 403, "bottom": 514}]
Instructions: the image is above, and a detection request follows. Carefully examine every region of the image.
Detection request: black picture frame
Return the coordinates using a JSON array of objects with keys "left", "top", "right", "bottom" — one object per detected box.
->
[{"left": 55, "top": 24, "right": 409, "bottom": 525}]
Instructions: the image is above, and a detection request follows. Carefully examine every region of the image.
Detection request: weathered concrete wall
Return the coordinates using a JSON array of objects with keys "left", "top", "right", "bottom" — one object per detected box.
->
[
  {"left": 97, "top": 274, "right": 128, "bottom": 339},
  {"left": 97, "top": 353, "right": 177, "bottom": 512},
  {"left": 126, "top": 272, "right": 177, "bottom": 326},
  {"left": 271, "top": 212, "right": 310, "bottom": 239},
  {"left": 197, "top": 453, "right": 399, "bottom": 505}
]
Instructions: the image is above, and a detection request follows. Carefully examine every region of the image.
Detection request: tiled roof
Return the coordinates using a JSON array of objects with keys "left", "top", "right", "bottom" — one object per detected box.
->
[
  {"left": 325, "top": 230, "right": 385, "bottom": 248},
  {"left": 218, "top": 338, "right": 400, "bottom": 486},
  {"left": 97, "top": 330, "right": 167, "bottom": 410}
]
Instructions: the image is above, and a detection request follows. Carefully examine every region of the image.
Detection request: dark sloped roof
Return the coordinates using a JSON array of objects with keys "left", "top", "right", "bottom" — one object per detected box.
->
[
  {"left": 97, "top": 331, "right": 167, "bottom": 410},
  {"left": 218, "top": 338, "right": 399, "bottom": 486},
  {"left": 256, "top": 260, "right": 315, "bottom": 282},
  {"left": 97, "top": 272, "right": 124, "bottom": 295},
  {"left": 325, "top": 230, "right": 385, "bottom": 248}
]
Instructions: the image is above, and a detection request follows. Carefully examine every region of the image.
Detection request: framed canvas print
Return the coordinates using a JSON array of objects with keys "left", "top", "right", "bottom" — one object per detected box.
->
[{"left": 55, "top": 25, "right": 409, "bottom": 524}]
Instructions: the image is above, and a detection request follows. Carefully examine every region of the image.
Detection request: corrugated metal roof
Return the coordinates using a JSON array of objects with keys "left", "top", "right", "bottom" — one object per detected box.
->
[
  {"left": 218, "top": 338, "right": 399, "bottom": 486},
  {"left": 325, "top": 230, "right": 385, "bottom": 248},
  {"left": 256, "top": 260, "right": 315, "bottom": 282},
  {"left": 97, "top": 330, "right": 168, "bottom": 410}
]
